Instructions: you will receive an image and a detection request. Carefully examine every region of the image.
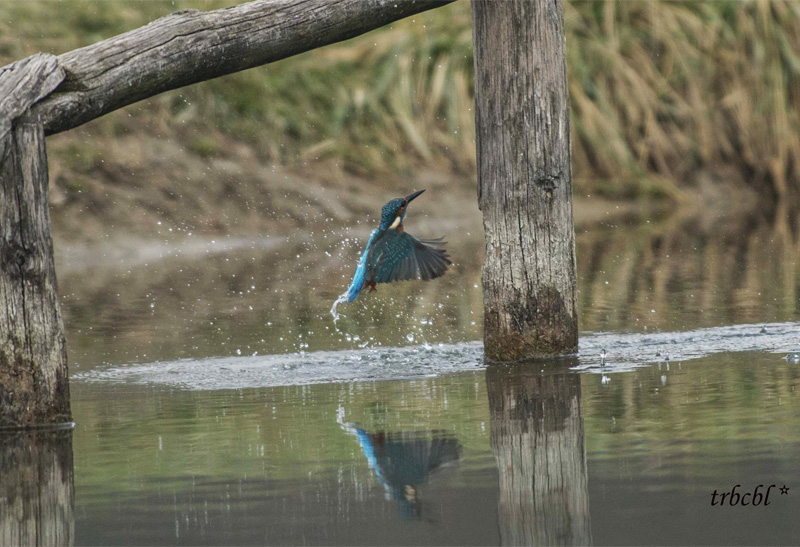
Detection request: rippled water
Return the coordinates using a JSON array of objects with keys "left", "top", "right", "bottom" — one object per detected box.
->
[
  {"left": 64, "top": 351, "right": 800, "bottom": 545},
  {"left": 73, "top": 321, "right": 799, "bottom": 390},
  {"left": 4, "top": 209, "right": 800, "bottom": 545}
]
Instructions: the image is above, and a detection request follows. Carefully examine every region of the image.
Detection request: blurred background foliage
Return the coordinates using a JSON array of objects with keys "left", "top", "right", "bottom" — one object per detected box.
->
[{"left": 2, "top": 0, "right": 800, "bottom": 217}]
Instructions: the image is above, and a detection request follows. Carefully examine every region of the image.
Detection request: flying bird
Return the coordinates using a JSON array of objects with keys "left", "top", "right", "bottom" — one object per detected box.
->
[{"left": 334, "top": 189, "right": 451, "bottom": 309}]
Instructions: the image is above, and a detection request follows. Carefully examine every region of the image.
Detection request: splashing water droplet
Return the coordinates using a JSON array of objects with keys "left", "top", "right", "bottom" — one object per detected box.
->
[{"left": 330, "top": 292, "right": 349, "bottom": 327}]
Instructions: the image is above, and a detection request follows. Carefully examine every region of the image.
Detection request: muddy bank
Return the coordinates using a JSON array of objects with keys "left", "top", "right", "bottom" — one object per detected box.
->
[{"left": 49, "top": 129, "right": 667, "bottom": 247}]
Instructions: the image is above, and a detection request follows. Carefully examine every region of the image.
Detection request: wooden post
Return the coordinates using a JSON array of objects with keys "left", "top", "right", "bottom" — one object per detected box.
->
[
  {"left": 487, "top": 363, "right": 591, "bottom": 545},
  {"left": 0, "top": 119, "right": 71, "bottom": 428},
  {"left": 0, "top": 428, "right": 74, "bottom": 545},
  {"left": 471, "top": 0, "right": 578, "bottom": 360},
  {"left": 0, "top": 55, "right": 71, "bottom": 428}
]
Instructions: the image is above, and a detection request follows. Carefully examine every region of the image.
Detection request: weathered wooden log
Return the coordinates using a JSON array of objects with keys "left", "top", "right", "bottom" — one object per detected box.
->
[
  {"left": 0, "top": 87, "right": 71, "bottom": 426},
  {"left": 0, "top": 55, "right": 64, "bottom": 162},
  {"left": 471, "top": 0, "right": 578, "bottom": 360},
  {"left": 487, "top": 363, "right": 591, "bottom": 546},
  {"left": 35, "top": 0, "right": 456, "bottom": 136},
  {"left": 0, "top": 428, "right": 74, "bottom": 546}
]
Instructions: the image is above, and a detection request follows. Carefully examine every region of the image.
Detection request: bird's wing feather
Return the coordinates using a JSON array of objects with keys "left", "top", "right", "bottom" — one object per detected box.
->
[{"left": 370, "top": 231, "right": 451, "bottom": 284}]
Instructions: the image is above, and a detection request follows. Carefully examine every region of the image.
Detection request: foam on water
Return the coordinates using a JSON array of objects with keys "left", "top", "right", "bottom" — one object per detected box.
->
[
  {"left": 73, "top": 321, "right": 800, "bottom": 390},
  {"left": 575, "top": 320, "right": 799, "bottom": 372}
]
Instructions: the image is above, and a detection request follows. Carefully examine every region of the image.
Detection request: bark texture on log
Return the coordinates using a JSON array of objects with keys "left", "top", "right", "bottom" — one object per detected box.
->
[
  {"left": 0, "top": 117, "right": 71, "bottom": 427},
  {"left": 471, "top": 0, "right": 578, "bottom": 360},
  {"left": 487, "top": 364, "right": 591, "bottom": 546},
  {"left": 0, "top": 54, "right": 64, "bottom": 162},
  {"left": 0, "top": 428, "right": 74, "bottom": 546},
  {"left": 35, "top": 0, "right": 455, "bottom": 136}
]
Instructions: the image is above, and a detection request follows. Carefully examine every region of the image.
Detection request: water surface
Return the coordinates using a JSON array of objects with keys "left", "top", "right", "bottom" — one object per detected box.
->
[
  {"left": 67, "top": 350, "right": 800, "bottom": 545},
  {"left": 7, "top": 208, "right": 800, "bottom": 545}
]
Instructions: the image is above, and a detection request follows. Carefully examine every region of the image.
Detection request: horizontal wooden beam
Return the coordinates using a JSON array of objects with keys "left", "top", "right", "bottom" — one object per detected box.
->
[{"left": 32, "top": 0, "right": 455, "bottom": 136}]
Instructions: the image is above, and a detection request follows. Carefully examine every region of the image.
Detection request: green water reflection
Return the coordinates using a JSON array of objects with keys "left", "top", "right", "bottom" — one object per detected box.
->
[
  {"left": 44, "top": 209, "right": 800, "bottom": 545},
  {"left": 577, "top": 210, "right": 800, "bottom": 332},
  {"left": 66, "top": 352, "right": 800, "bottom": 545}
]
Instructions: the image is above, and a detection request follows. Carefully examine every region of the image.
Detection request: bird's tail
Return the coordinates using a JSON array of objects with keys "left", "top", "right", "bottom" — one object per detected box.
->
[
  {"left": 345, "top": 257, "right": 367, "bottom": 303},
  {"left": 345, "top": 229, "right": 381, "bottom": 303},
  {"left": 331, "top": 262, "right": 364, "bottom": 323},
  {"left": 331, "top": 230, "right": 380, "bottom": 323}
]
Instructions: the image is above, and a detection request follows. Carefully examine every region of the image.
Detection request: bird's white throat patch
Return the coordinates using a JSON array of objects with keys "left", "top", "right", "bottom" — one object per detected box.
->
[{"left": 389, "top": 215, "right": 402, "bottom": 229}]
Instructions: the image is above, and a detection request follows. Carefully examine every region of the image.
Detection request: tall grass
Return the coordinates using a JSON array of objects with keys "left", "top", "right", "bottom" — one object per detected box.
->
[
  {"left": 567, "top": 1, "right": 800, "bottom": 201},
  {"left": 2, "top": 1, "right": 799, "bottom": 201}
]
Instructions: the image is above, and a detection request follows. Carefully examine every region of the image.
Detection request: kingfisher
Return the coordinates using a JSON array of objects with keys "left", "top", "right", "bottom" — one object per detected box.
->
[{"left": 332, "top": 189, "right": 451, "bottom": 311}]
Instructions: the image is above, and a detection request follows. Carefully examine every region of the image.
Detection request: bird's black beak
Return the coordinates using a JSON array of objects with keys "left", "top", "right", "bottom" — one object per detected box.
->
[{"left": 404, "top": 189, "right": 426, "bottom": 204}]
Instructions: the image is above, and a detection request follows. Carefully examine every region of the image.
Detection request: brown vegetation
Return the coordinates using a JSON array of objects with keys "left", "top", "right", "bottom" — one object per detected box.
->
[{"left": 1, "top": 1, "right": 798, "bottom": 240}]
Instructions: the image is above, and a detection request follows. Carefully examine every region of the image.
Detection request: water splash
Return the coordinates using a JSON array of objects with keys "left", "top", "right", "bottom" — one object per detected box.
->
[
  {"left": 330, "top": 292, "right": 349, "bottom": 325},
  {"left": 785, "top": 352, "right": 800, "bottom": 364},
  {"left": 75, "top": 342, "right": 484, "bottom": 390},
  {"left": 574, "top": 320, "right": 800, "bottom": 372},
  {"left": 73, "top": 321, "right": 800, "bottom": 391}
]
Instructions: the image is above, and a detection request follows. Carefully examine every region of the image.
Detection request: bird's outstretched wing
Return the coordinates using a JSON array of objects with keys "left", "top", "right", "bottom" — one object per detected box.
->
[{"left": 370, "top": 231, "right": 451, "bottom": 284}]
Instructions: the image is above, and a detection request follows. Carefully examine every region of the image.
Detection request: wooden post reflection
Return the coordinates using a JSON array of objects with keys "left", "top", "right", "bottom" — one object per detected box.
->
[
  {"left": 487, "top": 363, "right": 591, "bottom": 546},
  {"left": 0, "top": 428, "right": 74, "bottom": 546}
]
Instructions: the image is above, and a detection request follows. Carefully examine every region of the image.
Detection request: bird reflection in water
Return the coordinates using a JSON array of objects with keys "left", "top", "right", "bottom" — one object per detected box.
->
[{"left": 337, "top": 406, "right": 461, "bottom": 519}]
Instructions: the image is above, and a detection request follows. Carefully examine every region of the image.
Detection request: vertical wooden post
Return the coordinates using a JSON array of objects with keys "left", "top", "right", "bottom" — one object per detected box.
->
[
  {"left": 0, "top": 54, "right": 70, "bottom": 428},
  {"left": 0, "top": 118, "right": 71, "bottom": 427},
  {"left": 487, "top": 364, "right": 591, "bottom": 545},
  {"left": 0, "top": 428, "right": 74, "bottom": 545},
  {"left": 471, "top": 0, "right": 578, "bottom": 360}
]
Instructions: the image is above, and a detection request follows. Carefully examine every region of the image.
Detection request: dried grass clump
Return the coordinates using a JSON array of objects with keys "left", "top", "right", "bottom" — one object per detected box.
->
[{"left": 567, "top": 1, "right": 800, "bottom": 202}]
